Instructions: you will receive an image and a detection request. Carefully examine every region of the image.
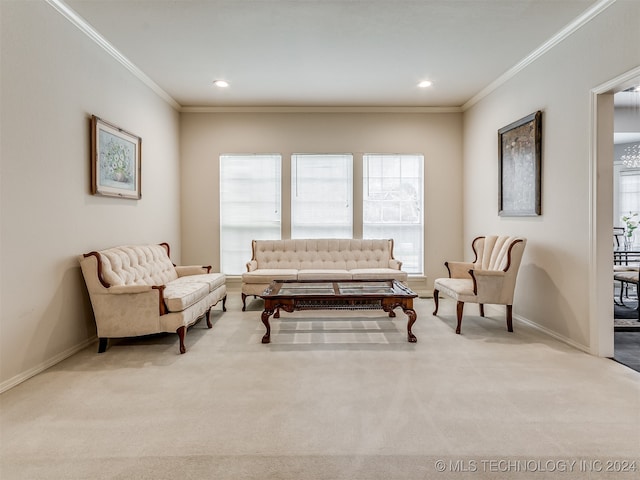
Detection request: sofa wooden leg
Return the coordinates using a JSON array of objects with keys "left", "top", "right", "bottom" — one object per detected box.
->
[
  {"left": 456, "top": 301, "right": 464, "bottom": 334},
  {"left": 479, "top": 304, "right": 485, "bottom": 317},
  {"left": 432, "top": 289, "right": 439, "bottom": 315},
  {"left": 98, "top": 338, "right": 108, "bottom": 353},
  {"left": 241, "top": 294, "right": 247, "bottom": 311},
  {"left": 206, "top": 307, "right": 212, "bottom": 328},
  {"left": 176, "top": 326, "right": 186, "bottom": 354},
  {"left": 506, "top": 305, "right": 513, "bottom": 332},
  {"left": 222, "top": 295, "right": 227, "bottom": 312}
]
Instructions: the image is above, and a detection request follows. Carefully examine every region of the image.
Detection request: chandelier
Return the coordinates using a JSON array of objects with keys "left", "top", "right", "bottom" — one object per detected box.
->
[{"left": 621, "top": 143, "right": 640, "bottom": 168}]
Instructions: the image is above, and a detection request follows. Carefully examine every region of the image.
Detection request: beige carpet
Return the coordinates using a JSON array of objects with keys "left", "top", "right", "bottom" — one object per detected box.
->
[{"left": 1, "top": 291, "right": 639, "bottom": 479}]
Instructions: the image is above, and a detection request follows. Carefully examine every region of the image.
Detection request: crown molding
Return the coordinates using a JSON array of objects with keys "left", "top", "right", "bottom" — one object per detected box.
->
[
  {"left": 180, "top": 106, "right": 463, "bottom": 113},
  {"left": 47, "top": 0, "right": 615, "bottom": 114},
  {"left": 592, "top": 65, "right": 640, "bottom": 95},
  {"left": 462, "top": 0, "right": 617, "bottom": 111},
  {"left": 45, "top": 0, "right": 181, "bottom": 110}
]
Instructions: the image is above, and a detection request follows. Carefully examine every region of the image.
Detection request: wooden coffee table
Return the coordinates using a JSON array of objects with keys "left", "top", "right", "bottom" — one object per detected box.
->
[{"left": 258, "top": 279, "right": 418, "bottom": 344}]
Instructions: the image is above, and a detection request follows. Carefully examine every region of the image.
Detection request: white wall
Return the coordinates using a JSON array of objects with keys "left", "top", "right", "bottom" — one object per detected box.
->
[
  {"left": 462, "top": 0, "right": 640, "bottom": 351},
  {"left": 0, "top": 1, "right": 181, "bottom": 390},
  {"left": 180, "top": 111, "right": 463, "bottom": 288}
]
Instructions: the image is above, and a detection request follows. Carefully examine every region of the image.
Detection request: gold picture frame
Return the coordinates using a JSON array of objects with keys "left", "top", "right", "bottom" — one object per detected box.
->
[{"left": 90, "top": 115, "right": 141, "bottom": 199}]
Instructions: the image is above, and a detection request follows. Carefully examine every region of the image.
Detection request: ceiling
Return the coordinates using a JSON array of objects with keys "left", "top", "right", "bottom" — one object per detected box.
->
[{"left": 61, "top": 0, "right": 603, "bottom": 109}]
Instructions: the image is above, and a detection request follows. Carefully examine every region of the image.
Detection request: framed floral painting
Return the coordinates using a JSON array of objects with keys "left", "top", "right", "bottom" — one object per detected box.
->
[
  {"left": 90, "top": 115, "right": 141, "bottom": 199},
  {"left": 498, "top": 110, "right": 542, "bottom": 216}
]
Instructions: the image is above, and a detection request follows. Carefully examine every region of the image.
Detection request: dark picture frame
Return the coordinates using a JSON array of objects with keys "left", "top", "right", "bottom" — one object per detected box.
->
[
  {"left": 90, "top": 115, "right": 142, "bottom": 199},
  {"left": 498, "top": 111, "right": 542, "bottom": 216}
]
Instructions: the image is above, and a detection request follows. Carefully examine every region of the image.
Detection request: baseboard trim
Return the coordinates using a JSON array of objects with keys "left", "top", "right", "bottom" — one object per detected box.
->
[
  {"left": 0, "top": 337, "right": 97, "bottom": 394},
  {"left": 483, "top": 304, "right": 590, "bottom": 354},
  {"left": 515, "top": 314, "right": 590, "bottom": 354}
]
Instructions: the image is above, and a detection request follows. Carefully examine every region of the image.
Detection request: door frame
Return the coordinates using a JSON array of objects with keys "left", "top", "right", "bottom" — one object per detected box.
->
[{"left": 589, "top": 66, "right": 640, "bottom": 357}]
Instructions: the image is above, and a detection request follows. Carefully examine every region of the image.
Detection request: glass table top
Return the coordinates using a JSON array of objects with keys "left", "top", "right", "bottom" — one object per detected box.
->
[{"left": 274, "top": 281, "right": 398, "bottom": 297}]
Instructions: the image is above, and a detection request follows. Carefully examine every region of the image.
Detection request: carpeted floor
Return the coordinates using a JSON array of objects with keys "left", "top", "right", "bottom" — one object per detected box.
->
[{"left": 1, "top": 293, "right": 639, "bottom": 480}]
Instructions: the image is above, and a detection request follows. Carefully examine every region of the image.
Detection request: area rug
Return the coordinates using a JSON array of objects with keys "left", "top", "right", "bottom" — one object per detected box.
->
[{"left": 614, "top": 298, "right": 639, "bottom": 330}]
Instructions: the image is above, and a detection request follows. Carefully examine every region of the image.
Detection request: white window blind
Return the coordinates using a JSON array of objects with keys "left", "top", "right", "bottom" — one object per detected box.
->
[
  {"left": 619, "top": 170, "right": 640, "bottom": 218},
  {"left": 363, "top": 154, "right": 424, "bottom": 274},
  {"left": 220, "top": 154, "right": 281, "bottom": 274},
  {"left": 291, "top": 154, "right": 353, "bottom": 238}
]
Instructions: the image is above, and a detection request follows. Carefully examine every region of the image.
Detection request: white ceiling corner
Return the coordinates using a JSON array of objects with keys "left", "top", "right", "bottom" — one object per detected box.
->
[{"left": 54, "top": 0, "right": 613, "bottom": 111}]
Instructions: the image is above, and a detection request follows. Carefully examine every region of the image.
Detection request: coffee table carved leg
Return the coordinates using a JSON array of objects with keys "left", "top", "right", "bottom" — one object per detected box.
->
[
  {"left": 261, "top": 310, "right": 273, "bottom": 344},
  {"left": 404, "top": 308, "right": 417, "bottom": 343}
]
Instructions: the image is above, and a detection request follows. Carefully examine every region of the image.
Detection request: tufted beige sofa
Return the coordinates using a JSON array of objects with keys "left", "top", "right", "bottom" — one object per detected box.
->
[
  {"left": 241, "top": 238, "right": 408, "bottom": 310},
  {"left": 79, "top": 243, "right": 226, "bottom": 354}
]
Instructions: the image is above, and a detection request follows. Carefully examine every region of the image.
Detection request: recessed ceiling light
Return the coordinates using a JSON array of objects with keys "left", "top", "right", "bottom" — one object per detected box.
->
[
  {"left": 417, "top": 80, "right": 432, "bottom": 88},
  {"left": 213, "top": 80, "right": 229, "bottom": 88}
]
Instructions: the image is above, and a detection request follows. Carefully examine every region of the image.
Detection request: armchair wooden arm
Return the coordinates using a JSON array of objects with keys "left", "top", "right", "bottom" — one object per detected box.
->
[
  {"left": 445, "top": 261, "right": 475, "bottom": 279},
  {"left": 175, "top": 265, "right": 212, "bottom": 276}
]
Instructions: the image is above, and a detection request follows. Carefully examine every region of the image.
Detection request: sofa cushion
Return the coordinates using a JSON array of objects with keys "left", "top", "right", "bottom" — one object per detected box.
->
[
  {"left": 297, "top": 269, "right": 352, "bottom": 281},
  {"left": 253, "top": 239, "right": 395, "bottom": 270},
  {"left": 98, "top": 244, "right": 178, "bottom": 287},
  {"left": 173, "top": 273, "right": 226, "bottom": 292},
  {"left": 242, "top": 269, "right": 298, "bottom": 284},
  {"left": 350, "top": 268, "right": 408, "bottom": 282},
  {"left": 163, "top": 281, "right": 210, "bottom": 312},
  {"left": 433, "top": 278, "right": 476, "bottom": 303}
]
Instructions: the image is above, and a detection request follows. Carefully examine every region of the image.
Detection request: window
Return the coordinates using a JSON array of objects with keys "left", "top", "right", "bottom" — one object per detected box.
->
[
  {"left": 219, "top": 152, "right": 426, "bottom": 276},
  {"left": 220, "top": 154, "right": 281, "bottom": 274},
  {"left": 363, "top": 154, "right": 424, "bottom": 274},
  {"left": 291, "top": 154, "right": 353, "bottom": 238},
  {"left": 619, "top": 170, "right": 640, "bottom": 218}
]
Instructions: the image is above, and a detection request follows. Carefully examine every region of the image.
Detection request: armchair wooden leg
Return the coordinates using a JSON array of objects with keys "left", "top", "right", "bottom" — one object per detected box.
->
[
  {"left": 432, "top": 289, "right": 440, "bottom": 315},
  {"left": 506, "top": 305, "right": 513, "bottom": 332},
  {"left": 205, "top": 307, "right": 212, "bottom": 328},
  {"left": 241, "top": 293, "right": 247, "bottom": 311},
  {"left": 222, "top": 295, "right": 227, "bottom": 312},
  {"left": 456, "top": 301, "right": 464, "bottom": 334},
  {"left": 479, "top": 304, "right": 485, "bottom": 317},
  {"left": 176, "top": 326, "right": 186, "bottom": 354},
  {"left": 98, "top": 338, "right": 108, "bottom": 353}
]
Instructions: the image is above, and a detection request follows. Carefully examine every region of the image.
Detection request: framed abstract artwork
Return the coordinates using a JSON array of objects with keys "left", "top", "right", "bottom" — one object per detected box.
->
[
  {"left": 90, "top": 116, "right": 141, "bottom": 199},
  {"left": 498, "top": 110, "right": 542, "bottom": 216}
]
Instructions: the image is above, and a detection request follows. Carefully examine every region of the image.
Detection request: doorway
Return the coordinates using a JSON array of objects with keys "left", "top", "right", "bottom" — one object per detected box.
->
[
  {"left": 613, "top": 85, "right": 640, "bottom": 371},
  {"left": 591, "top": 67, "right": 640, "bottom": 371}
]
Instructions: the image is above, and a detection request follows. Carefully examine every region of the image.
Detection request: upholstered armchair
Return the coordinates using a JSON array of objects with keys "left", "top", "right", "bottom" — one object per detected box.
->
[{"left": 432, "top": 235, "right": 527, "bottom": 334}]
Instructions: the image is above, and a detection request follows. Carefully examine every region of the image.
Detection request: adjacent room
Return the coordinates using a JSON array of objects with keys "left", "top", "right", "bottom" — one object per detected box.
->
[
  {"left": 613, "top": 87, "right": 640, "bottom": 371},
  {"left": 1, "top": 0, "right": 639, "bottom": 479}
]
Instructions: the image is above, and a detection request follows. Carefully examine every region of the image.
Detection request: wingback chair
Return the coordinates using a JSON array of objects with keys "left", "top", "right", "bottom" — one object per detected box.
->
[{"left": 432, "top": 235, "right": 527, "bottom": 334}]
